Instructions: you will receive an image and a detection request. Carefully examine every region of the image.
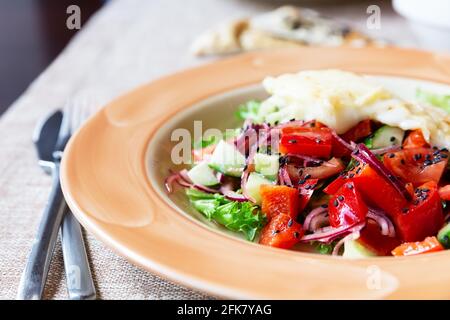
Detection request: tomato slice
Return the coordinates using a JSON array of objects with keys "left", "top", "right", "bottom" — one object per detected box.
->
[
  {"left": 391, "top": 236, "right": 444, "bottom": 256},
  {"left": 352, "top": 164, "right": 409, "bottom": 215},
  {"left": 341, "top": 120, "right": 373, "bottom": 143},
  {"left": 279, "top": 126, "right": 332, "bottom": 158},
  {"left": 260, "top": 185, "right": 300, "bottom": 220},
  {"left": 357, "top": 220, "right": 401, "bottom": 256},
  {"left": 383, "top": 147, "right": 448, "bottom": 187},
  {"left": 328, "top": 181, "right": 368, "bottom": 228},
  {"left": 403, "top": 130, "right": 430, "bottom": 149},
  {"left": 323, "top": 174, "right": 346, "bottom": 195},
  {"left": 332, "top": 120, "right": 372, "bottom": 157},
  {"left": 298, "top": 179, "right": 319, "bottom": 213},
  {"left": 395, "top": 181, "right": 444, "bottom": 241},
  {"left": 285, "top": 158, "right": 344, "bottom": 183},
  {"left": 439, "top": 185, "right": 450, "bottom": 201},
  {"left": 259, "top": 213, "right": 303, "bottom": 249}
]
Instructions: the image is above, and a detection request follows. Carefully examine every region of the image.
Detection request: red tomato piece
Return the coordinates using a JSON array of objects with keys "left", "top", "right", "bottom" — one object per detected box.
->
[
  {"left": 323, "top": 175, "right": 346, "bottom": 195},
  {"left": 341, "top": 120, "right": 373, "bottom": 143},
  {"left": 279, "top": 126, "right": 333, "bottom": 158},
  {"left": 395, "top": 181, "right": 444, "bottom": 242},
  {"left": 328, "top": 181, "right": 368, "bottom": 228},
  {"left": 357, "top": 220, "right": 401, "bottom": 256},
  {"left": 383, "top": 147, "right": 448, "bottom": 187},
  {"left": 298, "top": 178, "right": 319, "bottom": 213},
  {"left": 259, "top": 214, "right": 303, "bottom": 249},
  {"left": 439, "top": 185, "right": 450, "bottom": 201},
  {"left": 260, "top": 185, "right": 300, "bottom": 220},
  {"left": 403, "top": 130, "right": 430, "bottom": 149},
  {"left": 285, "top": 158, "right": 344, "bottom": 184},
  {"left": 332, "top": 120, "right": 372, "bottom": 158},
  {"left": 351, "top": 164, "right": 409, "bottom": 215},
  {"left": 391, "top": 236, "right": 444, "bottom": 256}
]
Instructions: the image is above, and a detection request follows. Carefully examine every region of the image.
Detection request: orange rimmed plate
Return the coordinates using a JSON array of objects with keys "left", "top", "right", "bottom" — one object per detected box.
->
[{"left": 61, "top": 47, "right": 450, "bottom": 299}]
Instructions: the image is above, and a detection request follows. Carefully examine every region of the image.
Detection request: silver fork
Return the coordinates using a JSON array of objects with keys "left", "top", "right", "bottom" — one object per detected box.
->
[{"left": 18, "top": 101, "right": 97, "bottom": 300}]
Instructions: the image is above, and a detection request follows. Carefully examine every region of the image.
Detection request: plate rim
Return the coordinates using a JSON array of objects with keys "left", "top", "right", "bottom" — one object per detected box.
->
[{"left": 61, "top": 46, "right": 450, "bottom": 299}]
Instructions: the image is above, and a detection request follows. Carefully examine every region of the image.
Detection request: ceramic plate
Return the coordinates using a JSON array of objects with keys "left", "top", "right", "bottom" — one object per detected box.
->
[{"left": 61, "top": 47, "right": 450, "bottom": 299}]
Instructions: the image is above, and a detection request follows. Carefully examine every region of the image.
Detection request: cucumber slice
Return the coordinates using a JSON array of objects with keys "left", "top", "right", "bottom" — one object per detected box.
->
[
  {"left": 371, "top": 125, "right": 404, "bottom": 149},
  {"left": 254, "top": 153, "right": 279, "bottom": 179},
  {"left": 245, "top": 172, "right": 274, "bottom": 205},
  {"left": 187, "top": 161, "right": 219, "bottom": 186},
  {"left": 343, "top": 239, "right": 376, "bottom": 259},
  {"left": 437, "top": 223, "right": 450, "bottom": 248},
  {"left": 208, "top": 140, "right": 246, "bottom": 177}
]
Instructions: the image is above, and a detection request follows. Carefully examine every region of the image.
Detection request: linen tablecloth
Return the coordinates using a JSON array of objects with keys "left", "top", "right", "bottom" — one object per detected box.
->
[{"left": 0, "top": 0, "right": 418, "bottom": 299}]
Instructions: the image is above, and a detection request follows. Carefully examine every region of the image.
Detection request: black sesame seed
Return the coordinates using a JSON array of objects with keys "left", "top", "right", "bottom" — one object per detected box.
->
[
  {"left": 348, "top": 173, "right": 355, "bottom": 178},
  {"left": 293, "top": 231, "right": 299, "bottom": 239},
  {"left": 402, "top": 207, "right": 409, "bottom": 214},
  {"left": 346, "top": 183, "right": 354, "bottom": 189},
  {"left": 273, "top": 230, "right": 280, "bottom": 235},
  {"left": 441, "top": 154, "right": 448, "bottom": 159},
  {"left": 288, "top": 139, "right": 297, "bottom": 144},
  {"left": 356, "top": 168, "right": 362, "bottom": 174},
  {"left": 414, "top": 154, "right": 422, "bottom": 161},
  {"left": 441, "top": 148, "right": 448, "bottom": 152},
  {"left": 316, "top": 138, "right": 321, "bottom": 144},
  {"left": 274, "top": 121, "right": 279, "bottom": 125},
  {"left": 388, "top": 153, "right": 395, "bottom": 158},
  {"left": 333, "top": 199, "right": 339, "bottom": 207},
  {"left": 338, "top": 195, "right": 344, "bottom": 201},
  {"left": 424, "top": 160, "right": 433, "bottom": 166},
  {"left": 288, "top": 219, "right": 293, "bottom": 227},
  {"left": 390, "top": 136, "right": 396, "bottom": 142},
  {"left": 304, "top": 174, "right": 311, "bottom": 179},
  {"left": 425, "top": 154, "right": 432, "bottom": 161},
  {"left": 290, "top": 118, "right": 295, "bottom": 122},
  {"left": 298, "top": 179, "right": 306, "bottom": 185},
  {"left": 321, "top": 204, "right": 328, "bottom": 208}
]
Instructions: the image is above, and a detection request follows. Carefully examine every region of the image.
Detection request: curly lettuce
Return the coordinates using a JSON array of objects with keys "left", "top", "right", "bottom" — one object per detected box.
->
[{"left": 186, "top": 188, "right": 267, "bottom": 241}]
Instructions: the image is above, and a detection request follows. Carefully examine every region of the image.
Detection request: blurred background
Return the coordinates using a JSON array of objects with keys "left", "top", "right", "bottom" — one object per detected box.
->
[{"left": 0, "top": 0, "right": 448, "bottom": 115}]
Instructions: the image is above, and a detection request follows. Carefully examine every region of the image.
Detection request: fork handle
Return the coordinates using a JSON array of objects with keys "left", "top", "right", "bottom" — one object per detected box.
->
[
  {"left": 61, "top": 211, "right": 96, "bottom": 300},
  {"left": 17, "top": 162, "right": 65, "bottom": 300}
]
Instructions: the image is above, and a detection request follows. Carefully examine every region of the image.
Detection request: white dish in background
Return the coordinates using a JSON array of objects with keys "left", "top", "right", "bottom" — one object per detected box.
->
[{"left": 393, "top": 0, "right": 450, "bottom": 52}]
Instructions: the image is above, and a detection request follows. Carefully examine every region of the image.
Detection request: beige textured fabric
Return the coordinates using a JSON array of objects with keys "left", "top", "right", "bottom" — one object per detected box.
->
[{"left": 0, "top": 0, "right": 417, "bottom": 299}]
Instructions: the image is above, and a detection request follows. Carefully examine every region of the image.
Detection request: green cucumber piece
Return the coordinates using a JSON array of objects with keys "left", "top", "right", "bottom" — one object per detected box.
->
[
  {"left": 187, "top": 162, "right": 219, "bottom": 186},
  {"left": 254, "top": 153, "right": 279, "bottom": 179},
  {"left": 371, "top": 125, "right": 404, "bottom": 149},
  {"left": 343, "top": 239, "right": 376, "bottom": 259},
  {"left": 437, "top": 223, "right": 450, "bottom": 249},
  {"left": 208, "top": 140, "right": 246, "bottom": 177},
  {"left": 245, "top": 172, "right": 274, "bottom": 205}
]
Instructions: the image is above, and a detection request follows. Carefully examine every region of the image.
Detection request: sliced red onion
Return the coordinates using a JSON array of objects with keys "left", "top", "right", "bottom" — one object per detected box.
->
[
  {"left": 303, "top": 206, "right": 328, "bottom": 232},
  {"left": 192, "top": 184, "right": 220, "bottom": 194},
  {"left": 332, "top": 230, "right": 361, "bottom": 256},
  {"left": 278, "top": 166, "right": 293, "bottom": 187},
  {"left": 371, "top": 145, "right": 401, "bottom": 155},
  {"left": 352, "top": 143, "right": 410, "bottom": 201},
  {"left": 310, "top": 214, "right": 330, "bottom": 232},
  {"left": 178, "top": 169, "right": 192, "bottom": 184},
  {"left": 301, "top": 221, "right": 365, "bottom": 243},
  {"left": 164, "top": 172, "right": 180, "bottom": 193},
  {"left": 367, "top": 207, "right": 396, "bottom": 237},
  {"left": 330, "top": 130, "right": 354, "bottom": 153},
  {"left": 222, "top": 190, "right": 249, "bottom": 202}
]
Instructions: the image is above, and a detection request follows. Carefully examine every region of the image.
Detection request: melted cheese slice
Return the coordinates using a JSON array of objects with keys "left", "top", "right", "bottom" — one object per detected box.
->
[{"left": 260, "top": 70, "right": 450, "bottom": 147}]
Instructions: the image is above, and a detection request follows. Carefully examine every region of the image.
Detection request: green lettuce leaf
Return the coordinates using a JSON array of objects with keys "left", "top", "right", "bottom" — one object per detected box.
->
[
  {"left": 235, "top": 100, "right": 262, "bottom": 121},
  {"left": 186, "top": 188, "right": 267, "bottom": 241},
  {"left": 417, "top": 88, "right": 450, "bottom": 113}
]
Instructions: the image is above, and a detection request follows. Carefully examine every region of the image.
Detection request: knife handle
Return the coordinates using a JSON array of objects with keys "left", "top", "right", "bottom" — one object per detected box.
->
[
  {"left": 61, "top": 211, "right": 97, "bottom": 300},
  {"left": 17, "top": 162, "right": 65, "bottom": 300}
]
